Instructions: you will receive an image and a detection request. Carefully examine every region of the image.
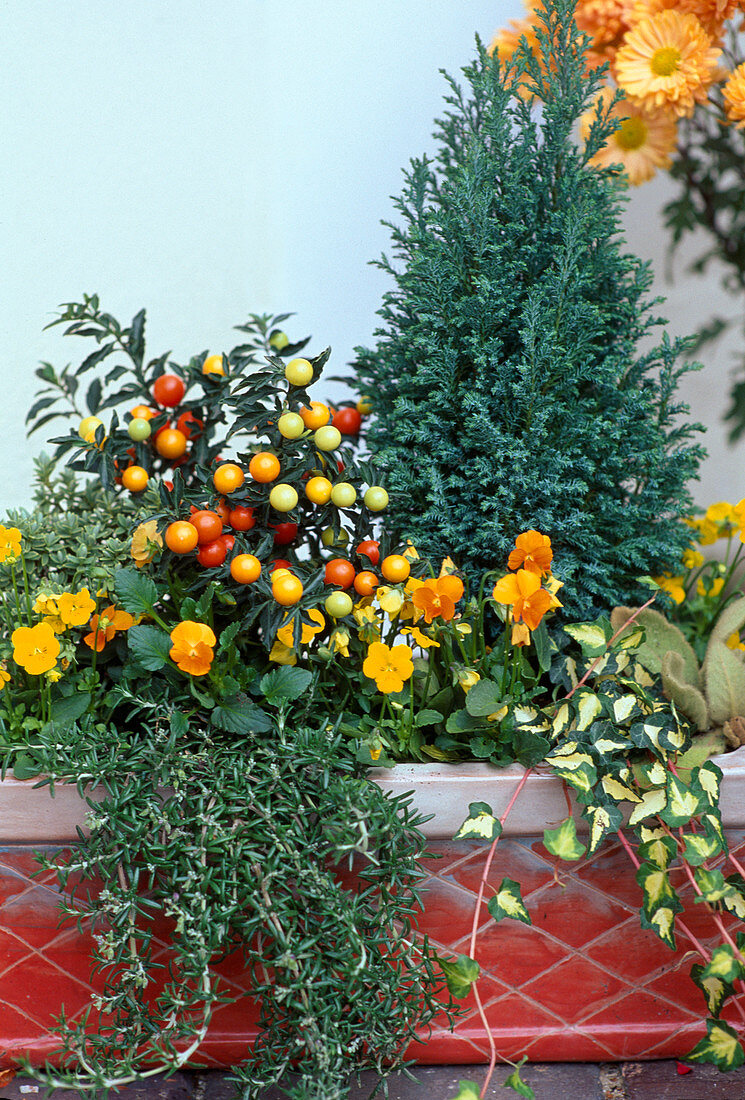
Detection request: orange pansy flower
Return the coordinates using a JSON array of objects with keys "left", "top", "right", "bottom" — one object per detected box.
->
[
  {"left": 492, "top": 570, "right": 553, "bottom": 631},
  {"left": 84, "top": 606, "right": 136, "bottom": 651},
  {"left": 411, "top": 575, "right": 465, "bottom": 623},
  {"left": 169, "top": 620, "right": 217, "bottom": 677},
  {"left": 507, "top": 530, "right": 553, "bottom": 577},
  {"left": 11, "top": 622, "right": 61, "bottom": 675}
]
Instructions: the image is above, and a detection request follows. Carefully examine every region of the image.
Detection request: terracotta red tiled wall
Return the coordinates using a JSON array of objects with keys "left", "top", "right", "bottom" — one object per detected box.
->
[{"left": 1, "top": 834, "right": 743, "bottom": 1068}]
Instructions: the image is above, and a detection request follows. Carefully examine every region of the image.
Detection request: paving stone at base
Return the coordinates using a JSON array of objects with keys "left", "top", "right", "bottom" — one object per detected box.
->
[
  {"left": 622, "top": 1059, "right": 745, "bottom": 1099},
  {"left": 0, "top": 1074, "right": 194, "bottom": 1100}
]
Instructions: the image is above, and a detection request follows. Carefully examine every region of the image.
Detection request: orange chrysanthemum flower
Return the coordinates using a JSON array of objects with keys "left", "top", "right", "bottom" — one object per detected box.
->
[
  {"left": 492, "top": 570, "right": 554, "bottom": 631},
  {"left": 11, "top": 622, "right": 60, "bottom": 676},
  {"left": 362, "top": 642, "right": 414, "bottom": 694},
  {"left": 169, "top": 620, "right": 217, "bottom": 677},
  {"left": 615, "top": 11, "right": 721, "bottom": 116},
  {"left": 723, "top": 63, "right": 745, "bottom": 128},
  {"left": 411, "top": 575, "right": 465, "bottom": 624},
  {"left": 629, "top": 0, "right": 737, "bottom": 38},
  {"left": 581, "top": 88, "right": 678, "bottom": 184},
  {"left": 507, "top": 530, "right": 554, "bottom": 577},
  {"left": 575, "top": 0, "right": 634, "bottom": 68},
  {"left": 84, "top": 606, "right": 136, "bottom": 651}
]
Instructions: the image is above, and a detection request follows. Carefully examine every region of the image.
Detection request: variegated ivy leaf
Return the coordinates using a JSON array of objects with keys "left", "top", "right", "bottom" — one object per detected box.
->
[
  {"left": 450, "top": 1082, "right": 481, "bottom": 1100},
  {"left": 575, "top": 690, "right": 603, "bottom": 731},
  {"left": 690, "top": 962, "right": 734, "bottom": 1018},
  {"left": 582, "top": 802, "right": 622, "bottom": 854},
  {"left": 630, "top": 714, "right": 687, "bottom": 756},
  {"left": 487, "top": 877, "right": 532, "bottom": 925},
  {"left": 693, "top": 761, "right": 723, "bottom": 807},
  {"left": 659, "top": 773, "right": 705, "bottom": 828},
  {"left": 682, "top": 831, "right": 723, "bottom": 867},
  {"left": 592, "top": 732, "right": 631, "bottom": 759},
  {"left": 454, "top": 802, "right": 502, "bottom": 842},
  {"left": 701, "top": 809, "right": 725, "bottom": 845},
  {"left": 504, "top": 1060, "right": 535, "bottom": 1099},
  {"left": 722, "top": 875, "right": 745, "bottom": 920},
  {"left": 636, "top": 861, "right": 682, "bottom": 924},
  {"left": 615, "top": 626, "right": 644, "bottom": 651},
  {"left": 438, "top": 953, "right": 480, "bottom": 999},
  {"left": 543, "top": 817, "right": 587, "bottom": 862},
  {"left": 687, "top": 1019, "right": 745, "bottom": 1070},
  {"left": 601, "top": 775, "right": 642, "bottom": 803},
  {"left": 640, "top": 905, "right": 677, "bottom": 950},
  {"left": 694, "top": 868, "right": 737, "bottom": 905},
  {"left": 552, "top": 702, "right": 572, "bottom": 737},
  {"left": 636, "top": 760, "right": 668, "bottom": 788},
  {"left": 637, "top": 834, "right": 677, "bottom": 870},
  {"left": 700, "top": 944, "right": 745, "bottom": 986},
  {"left": 628, "top": 788, "right": 667, "bottom": 826},
  {"left": 563, "top": 620, "right": 611, "bottom": 657},
  {"left": 550, "top": 761, "right": 597, "bottom": 797},
  {"left": 612, "top": 693, "right": 641, "bottom": 724},
  {"left": 638, "top": 824, "right": 667, "bottom": 842}
]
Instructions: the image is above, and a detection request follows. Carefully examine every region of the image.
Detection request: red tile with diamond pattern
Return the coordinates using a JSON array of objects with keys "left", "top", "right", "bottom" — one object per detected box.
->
[{"left": 2, "top": 835, "right": 743, "bottom": 1068}]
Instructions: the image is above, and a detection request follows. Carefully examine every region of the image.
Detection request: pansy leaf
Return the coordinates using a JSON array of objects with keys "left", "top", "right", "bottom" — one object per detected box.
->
[
  {"left": 687, "top": 1019, "right": 745, "bottom": 1070},
  {"left": 50, "top": 691, "right": 92, "bottom": 729},
  {"left": 543, "top": 817, "right": 586, "bottom": 862},
  {"left": 454, "top": 802, "right": 501, "bottom": 842},
  {"left": 212, "top": 694, "right": 273, "bottom": 735},
  {"left": 438, "top": 953, "right": 479, "bottom": 999},
  {"left": 464, "top": 679, "right": 505, "bottom": 717},
  {"left": 126, "top": 625, "right": 172, "bottom": 671},
  {"left": 114, "top": 567, "right": 157, "bottom": 615},
  {"left": 513, "top": 728, "right": 550, "bottom": 767},
  {"left": 260, "top": 666, "right": 312, "bottom": 705},
  {"left": 487, "top": 878, "right": 531, "bottom": 925}
]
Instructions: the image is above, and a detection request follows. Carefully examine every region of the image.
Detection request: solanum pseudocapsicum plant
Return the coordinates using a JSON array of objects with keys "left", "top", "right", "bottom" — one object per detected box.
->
[{"left": 27, "top": 296, "right": 409, "bottom": 649}]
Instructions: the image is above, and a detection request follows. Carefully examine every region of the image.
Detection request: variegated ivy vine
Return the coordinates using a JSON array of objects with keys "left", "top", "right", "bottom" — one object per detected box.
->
[{"left": 445, "top": 613, "right": 745, "bottom": 1100}]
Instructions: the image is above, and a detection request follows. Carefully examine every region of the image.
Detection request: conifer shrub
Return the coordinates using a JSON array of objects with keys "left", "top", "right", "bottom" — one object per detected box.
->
[{"left": 352, "top": 0, "right": 705, "bottom": 621}]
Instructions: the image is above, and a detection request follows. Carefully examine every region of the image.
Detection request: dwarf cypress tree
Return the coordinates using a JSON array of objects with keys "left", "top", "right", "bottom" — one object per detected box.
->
[{"left": 352, "top": 0, "right": 704, "bottom": 620}]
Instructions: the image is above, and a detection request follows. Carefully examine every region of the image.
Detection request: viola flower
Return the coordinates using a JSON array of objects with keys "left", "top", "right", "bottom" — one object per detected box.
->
[
  {"left": 363, "top": 642, "right": 414, "bottom": 694},
  {"left": 682, "top": 548, "right": 705, "bottom": 569},
  {"left": 11, "top": 622, "right": 61, "bottom": 675},
  {"left": 653, "top": 574, "right": 686, "bottom": 604},
  {"left": 46, "top": 668, "right": 63, "bottom": 683},
  {"left": 0, "top": 526, "right": 22, "bottom": 564},
  {"left": 84, "top": 606, "right": 136, "bottom": 651},
  {"left": 492, "top": 569, "right": 554, "bottom": 631},
  {"left": 400, "top": 625, "right": 440, "bottom": 650},
  {"left": 376, "top": 586, "right": 405, "bottom": 617},
  {"left": 0, "top": 665, "right": 10, "bottom": 691},
  {"left": 169, "top": 620, "right": 217, "bottom": 677},
  {"left": 353, "top": 603, "right": 382, "bottom": 644},
  {"left": 457, "top": 668, "right": 480, "bottom": 693},
  {"left": 697, "top": 576, "right": 725, "bottom": 598},
  {"left": 276, "top": 609, "right": 325, "bottom": 649},
  {"left": 723, "top": 63, "right": 745, "bottom": 129},
  {"left": 57, "top": 588, "right": 97, "bottom": 628},
  {"left": 507, "top": 530, "right": 554, "bottom": 577},
  {"left": 727, "top": 632, "right": 745, "bottom": 652},
  {"left": 269, "top": 640, "right": 298, "bottom": 666},
  {"left": 511, "top": 622, "right": 532, "bottom": 647},
  {"left": 329, "top": 628, "right": 351, "bottom": 657},
  {"left": 615, "top": 11, "right": 721, "bottom": 117},
  {"left": 131, "top": 521, "right": 164, "bottom": 569},
  {"left": 705, "top": 501, "right": 735, "bottom": 524},
  {"left": 412, "top": 575, "right": 465, "bottom": 624}
]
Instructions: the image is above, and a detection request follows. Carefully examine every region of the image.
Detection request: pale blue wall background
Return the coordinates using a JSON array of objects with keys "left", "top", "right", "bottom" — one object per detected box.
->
[{"left": 2, "top": 1, "right": 739, "bottom": 512}]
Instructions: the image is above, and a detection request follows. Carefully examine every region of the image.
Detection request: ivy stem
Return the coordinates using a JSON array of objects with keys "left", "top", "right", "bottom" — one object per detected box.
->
[{"left": 469, "top": 766, "right": 533, "bottom": 1100}]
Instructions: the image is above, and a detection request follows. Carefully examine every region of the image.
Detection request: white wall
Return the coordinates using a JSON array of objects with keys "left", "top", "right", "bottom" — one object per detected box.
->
[{"left": 2, "top": 1, "right": 740, "bottom": 513}]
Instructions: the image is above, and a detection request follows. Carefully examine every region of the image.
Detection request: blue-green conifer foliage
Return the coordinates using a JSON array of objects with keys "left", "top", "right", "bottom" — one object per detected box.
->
[{"left": 352, "top": 0, "right": 704, "bottom": 620}]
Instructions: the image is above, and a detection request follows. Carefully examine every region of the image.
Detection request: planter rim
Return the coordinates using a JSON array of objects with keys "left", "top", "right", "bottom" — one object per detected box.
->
[{"left": 2, "top": 746, "right": 745, "bottom": 843}]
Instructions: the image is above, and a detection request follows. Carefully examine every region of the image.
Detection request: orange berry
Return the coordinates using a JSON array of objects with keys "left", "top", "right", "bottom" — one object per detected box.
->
[
  {"left": 299, "top": 402, "right": 330, "bottom": 430},
  {"left": 213, "top": 462, "right": 245, "bottom": 494},
  {"left": 249, "top": 452, "right": 281, "bottom": 483},
  {"left": 272, "top": 572, "right": 304, "bottom": 606},
  {"left": 165, "top": 520, "right": 199, "bottom": 553},
  {"left": 381, "top": 554, "right": 410, "bottom": 583},
  {"left": 121, "top": 466, "right": 149, "bottom": 493},
  {"left": 230, "top": 554, "right": 262, "bottom": 584}
]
